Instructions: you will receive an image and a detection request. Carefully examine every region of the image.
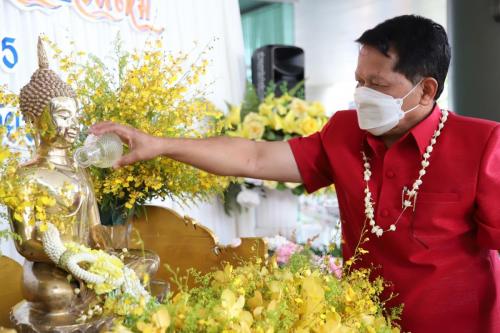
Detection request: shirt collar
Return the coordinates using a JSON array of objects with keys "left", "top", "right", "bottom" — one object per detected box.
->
[
  {"left": 409, "top": 104, "right": 442, "bottom": 155},
  {"left": 363, "top": 104, "right": 442, "bottom": 156}
]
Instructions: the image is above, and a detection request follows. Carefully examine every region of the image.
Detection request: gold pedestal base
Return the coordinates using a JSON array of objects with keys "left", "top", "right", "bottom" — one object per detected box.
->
[{"left": 10, "top": 301, "right": 112, "bottom": 333}]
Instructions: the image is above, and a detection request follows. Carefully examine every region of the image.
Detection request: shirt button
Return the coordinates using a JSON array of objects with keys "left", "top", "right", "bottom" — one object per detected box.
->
[
  {"left": 386, "top": 170, "right": 395, "bottom": 178},
  {"left": 381, "top": 209, "right": 389, "bottom": 217}
]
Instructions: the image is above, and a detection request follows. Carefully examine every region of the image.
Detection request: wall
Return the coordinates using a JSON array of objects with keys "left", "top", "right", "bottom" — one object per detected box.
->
[
  {"left": 449, "top": 0, "right": 500, "bottom": 121},
  {"left": 0, "top": 0, "right": 246, "bottom": 108},
  {"left": 294, "top": 0, "right": 448, "bottom": 114}
]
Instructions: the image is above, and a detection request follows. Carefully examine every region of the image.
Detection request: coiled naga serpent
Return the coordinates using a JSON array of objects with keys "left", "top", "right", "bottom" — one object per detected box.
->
[{"left": 40, "top": 222, "right": 150, "bottom": 300}]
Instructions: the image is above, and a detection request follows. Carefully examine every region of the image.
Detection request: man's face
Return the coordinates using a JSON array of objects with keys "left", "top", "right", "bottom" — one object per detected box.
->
[{"left": 355, "top": 45, "right": 424, "bottom": 136}]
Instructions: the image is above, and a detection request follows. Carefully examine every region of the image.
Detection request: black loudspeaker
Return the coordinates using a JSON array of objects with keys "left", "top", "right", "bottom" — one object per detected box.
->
[{"left": 251, "top": 45, "right": 304, "bottom": 99}]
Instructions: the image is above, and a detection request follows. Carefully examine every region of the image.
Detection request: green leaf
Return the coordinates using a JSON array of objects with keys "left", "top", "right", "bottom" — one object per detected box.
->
[
  {"left": 240, "top": 82, "right": 260, "bottom": 121},
  {"left": 278, "top": 81, "right": 289, "bottom": 95},
  {"left": 291, "top": 185, "right": 305, "bottom": 196},
  {"left": 276, "top": 182, "right": 287, "bottom": 191},
  {"left": 264, "top": 129, "right": 276, "bottom": 141},
  {"left": 288, "top": 80, "right": 305, "bottom": 98},
  {"left": 98, "top": 196, "right": 129, "bottom": 226},
  {"left": 265, "top": 81, "right": 277, "bottom": 97},
  {"left": 273, "top": 130, "right": 286, "bottom": 141}
]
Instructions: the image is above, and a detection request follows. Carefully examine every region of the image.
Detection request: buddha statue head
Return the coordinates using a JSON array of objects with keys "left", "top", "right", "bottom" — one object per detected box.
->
[{"left": 19, "top": 37, "right": 79, "bottom": 150}]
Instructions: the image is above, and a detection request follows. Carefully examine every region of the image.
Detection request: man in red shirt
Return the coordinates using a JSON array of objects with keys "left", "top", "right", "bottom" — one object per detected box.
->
[{"left": 92, "top": 15, "right": 500, "bottom": 332}]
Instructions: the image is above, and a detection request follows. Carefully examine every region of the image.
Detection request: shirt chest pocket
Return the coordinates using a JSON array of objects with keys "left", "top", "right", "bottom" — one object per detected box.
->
[
  {"left": 412, "top": 191, "right": 468, "bottom": 241},
  {"left": 416, "top": 191, "right": 461, "bottom": 204}
]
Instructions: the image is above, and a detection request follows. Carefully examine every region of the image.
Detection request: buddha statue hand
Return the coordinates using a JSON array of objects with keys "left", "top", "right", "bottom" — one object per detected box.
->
[{"left": 40, "top": 223, "right": 150, "bottom": 300}]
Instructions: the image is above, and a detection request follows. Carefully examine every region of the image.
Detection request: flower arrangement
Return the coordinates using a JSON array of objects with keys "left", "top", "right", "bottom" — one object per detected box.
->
[
  {"left": 106, "top": 248, "right": 402, "bottom": 333},
  {"left": 38, "top": 36, "right": 230, "bottom": 224},
  {"left": 222, "top": 83, "right": 330, "bottom": 214},
  {"left": 225, "top": 83, "right": 327, "bottom": 141}
]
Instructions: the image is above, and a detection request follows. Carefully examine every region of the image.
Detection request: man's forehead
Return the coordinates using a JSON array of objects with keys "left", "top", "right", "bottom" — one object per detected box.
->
[
  {"left": 356, "top": 45, "right": 399, "bottom": 77},
  {"left": 358, "top": 44, "right": 397, "bottom": 58},
  {"left": 359, "top": 45, "right": 370, "bottom": 56}
]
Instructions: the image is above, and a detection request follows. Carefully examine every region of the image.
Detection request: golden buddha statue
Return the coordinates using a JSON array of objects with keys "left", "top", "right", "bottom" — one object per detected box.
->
[{"left": 8, "top": 38, "right": 159, "bottom": 332}]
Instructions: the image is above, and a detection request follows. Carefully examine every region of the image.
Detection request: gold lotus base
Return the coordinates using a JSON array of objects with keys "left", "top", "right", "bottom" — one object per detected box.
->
[{"left": 10, "top": 301, "right": 112, "bottom": 333}]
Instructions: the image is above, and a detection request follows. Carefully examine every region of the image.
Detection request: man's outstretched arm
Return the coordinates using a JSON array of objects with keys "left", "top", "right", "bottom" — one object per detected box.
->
[{"left": 90, "top": 121, "right": 303, "bottom": 183}]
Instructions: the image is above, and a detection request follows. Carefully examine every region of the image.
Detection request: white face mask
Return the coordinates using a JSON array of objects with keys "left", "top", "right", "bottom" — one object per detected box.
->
[{"left": 354, "top": 81, "right": 422, "bottom": 136}]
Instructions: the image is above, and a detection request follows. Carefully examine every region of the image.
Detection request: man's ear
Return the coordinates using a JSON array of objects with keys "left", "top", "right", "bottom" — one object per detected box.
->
[{"left": 419, "top": 77, "right": 438, "bottom": 106}]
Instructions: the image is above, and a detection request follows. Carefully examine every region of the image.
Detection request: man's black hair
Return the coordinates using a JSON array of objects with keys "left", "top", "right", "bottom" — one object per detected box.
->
[{"left": 356, "top": 15, "right": 450, "bottom": 99}]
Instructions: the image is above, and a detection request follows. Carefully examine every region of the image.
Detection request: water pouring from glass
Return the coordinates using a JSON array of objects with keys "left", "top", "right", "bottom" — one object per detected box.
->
[{"left": 74, "top": 132, "right": 123, "bottom": 168}]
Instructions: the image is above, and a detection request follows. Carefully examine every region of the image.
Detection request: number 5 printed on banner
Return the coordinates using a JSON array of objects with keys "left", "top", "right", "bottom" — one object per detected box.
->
[{"left": 1, "top": 37, "right": 18, "bottom": 73}]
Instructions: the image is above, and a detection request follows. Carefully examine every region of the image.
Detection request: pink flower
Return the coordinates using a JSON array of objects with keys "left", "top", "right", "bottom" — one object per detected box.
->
[
  {"left": 276, "top": 242, "right": 302, "bottom": 265},
  {"left": 327, "top": 256, "right": 342, "bottom": 278},
  {"left": 311, "top": 255, "right": 343, "bottom": 278}
]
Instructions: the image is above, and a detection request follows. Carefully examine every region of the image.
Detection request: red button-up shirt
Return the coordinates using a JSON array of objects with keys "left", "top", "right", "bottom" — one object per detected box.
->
[{"left": 289, "top": 105, "right": 500, "bottom": 333}]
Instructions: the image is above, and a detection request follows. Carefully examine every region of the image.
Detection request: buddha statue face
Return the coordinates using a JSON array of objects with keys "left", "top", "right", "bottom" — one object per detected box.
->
[
  {"left": 19, "top": 37, "right": 79, "bottom": 150},
  {"left": 35, "top": 96, "right": 80, "bottom": 148}
]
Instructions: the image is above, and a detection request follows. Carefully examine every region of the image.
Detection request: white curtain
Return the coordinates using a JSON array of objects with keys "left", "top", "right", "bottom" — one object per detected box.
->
[
  {"left": 0, "top": 0, "right": 246, "bottom": 261},
  {"left": 0, "top": 0, "right": 245, "bottom": 106}
]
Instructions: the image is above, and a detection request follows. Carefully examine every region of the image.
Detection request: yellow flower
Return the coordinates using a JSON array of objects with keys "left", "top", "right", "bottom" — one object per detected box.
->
[
  {"left": 301, "top": 276, "right": 325, "bottom": 316},
  {"left": 289, "top": 98, "right": 309, "bottom": 118},
  {"left": 317, "top": 312, "right": 342, "bottom": 333},
  {"left": 263, "top": 93, "right": 275, "bottom": 105},
  {"left": 284, "top": 182, "right": 301, "bottom": 189},
  {"left": 344, "top": 286, "right": 357, "bottom": 303},
  {"left": 136, "top": 307, "right": 171, "bottom": 333},
  {"left": 39, "top": 222, "right": 48, "bottom": 232},
  {"left": 225, "top": 105, "right": 241, "bottom": 128},
  {"left": 297, "top": 117, "right": 321, "bottom": 136},
  {"left": 282, "top": 110, "right": 297, "bottom": 134},
  {"left": 153, "top": 307, "right": 171, "bottom": 327},
  {"left": 308, "top": 101, "right": 326, "bottom": 117},
  {"left": 13, "top": 211, "right": 23, "bottom": 222},
  {"left": 0, "top": 148, "right": 10, "bottom": 162},
  {"left": 247, "top": 290, "right": 263, "bottom": 310},
  {"left": 263, "top": 180, "right": 278, "bottom": 190},
  {"left": 358, "top": 248, "right": 369, "bottom": 254},
  {"left": 220, "top": 289, "right": 245, "bottom": 319},
  {"left": 275, "top": 94, "right": 292, "bottom": 106},
  {"left": 242, "top": 113, "right": 267, "bottom": 140},
  {"left": 143, "top": 273, "right": 150, "bottom": 285},
  {"left": 258, "top": 103, "right": 273, "bottom": 118},
  {"left": 268, "top": 112, "right": 283, "bottom": 131},
  {"left": 275, "top": 104, "right": 287, "bottom": 116}
]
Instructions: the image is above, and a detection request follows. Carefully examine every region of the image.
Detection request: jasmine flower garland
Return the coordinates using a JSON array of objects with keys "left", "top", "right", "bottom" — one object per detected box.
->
[
  {"left": 40, "top": 222, "right": 151, "bottom": 319},
  {"left": 362, "top": 109, "right": 449, "bottom": 237}
]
